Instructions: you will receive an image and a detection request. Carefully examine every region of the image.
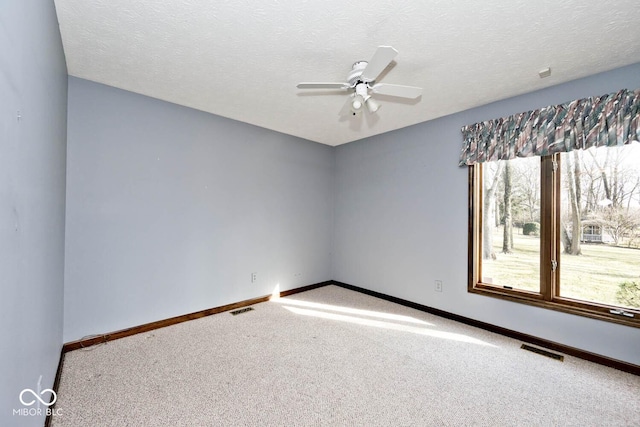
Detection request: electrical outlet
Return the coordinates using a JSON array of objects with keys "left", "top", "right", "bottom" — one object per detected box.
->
[
  {"left": 251, "top": 272, "right": 257, "bottom": 283},
  {"left": 435, "top": 280, "right": 443, "bottom": 292}
]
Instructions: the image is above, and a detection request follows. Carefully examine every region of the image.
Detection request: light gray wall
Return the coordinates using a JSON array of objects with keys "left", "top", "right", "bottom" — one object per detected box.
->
[
  {"left": 334, "top": 62, "right": 640, "bottom": 365},
  {"left": 0, "top": 1, "right": 68, "bottom": 425},
  {"left": 64, "top": 77, "right": 334, "bottom": 342}
]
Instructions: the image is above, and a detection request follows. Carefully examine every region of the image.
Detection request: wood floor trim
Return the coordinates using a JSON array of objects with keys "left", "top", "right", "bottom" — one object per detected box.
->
[
  {"left": 331, "top": 281, "right": 640, "bottom": 376},
  {"left": 62, "top": 281, "right": 332, "bottom": 353},
  {"left": 279, "top": 281, "right": 330, "bottom": 297},
  {"left": 44, "top": 348, "right": 65, "bottom": 427}
]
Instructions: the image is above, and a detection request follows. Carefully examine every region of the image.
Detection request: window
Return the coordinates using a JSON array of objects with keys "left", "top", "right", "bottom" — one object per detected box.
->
[
  {"left": 582, "top": 224, "right": 601, "bottom": 241},
  {"left": 469, "top": 143, "right": 640, "bottom": 327}
]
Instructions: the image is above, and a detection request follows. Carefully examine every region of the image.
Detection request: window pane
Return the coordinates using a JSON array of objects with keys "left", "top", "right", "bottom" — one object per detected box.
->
[
  {"left": 559, "top": 143, "right": 640, "bottom": 310},
  {"left": 480, "top": 158, "right": 541, "bottom": 292}
]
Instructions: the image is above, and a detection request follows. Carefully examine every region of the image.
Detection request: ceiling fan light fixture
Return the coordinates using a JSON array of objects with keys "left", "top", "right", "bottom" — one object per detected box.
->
[
  {"left": 351, "top": 95, "right": 365, "bottom": 114},
  {"left": 365, "top": 97, "right": 380, "bottom": 113}
]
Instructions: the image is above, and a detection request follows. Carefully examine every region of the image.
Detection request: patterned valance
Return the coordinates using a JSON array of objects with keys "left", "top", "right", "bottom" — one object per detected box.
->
[{"left": 459, "top": 88, "right": 640, "bottom": 166}]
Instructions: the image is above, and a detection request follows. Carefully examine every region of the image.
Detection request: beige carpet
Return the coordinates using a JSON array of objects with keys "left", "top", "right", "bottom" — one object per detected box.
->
[{"left": 52, "top": 285, "right": 640, "bottom": 426}]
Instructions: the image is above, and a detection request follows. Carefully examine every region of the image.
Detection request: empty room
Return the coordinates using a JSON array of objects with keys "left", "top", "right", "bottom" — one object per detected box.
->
[{"left": 2, "top": 1, "right": 640, "bottom": 426}]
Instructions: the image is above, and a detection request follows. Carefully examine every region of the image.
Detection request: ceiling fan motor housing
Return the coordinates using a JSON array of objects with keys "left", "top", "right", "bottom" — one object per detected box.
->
[{"left": 348, "top": 61, "right": 370, "bottom": 86}]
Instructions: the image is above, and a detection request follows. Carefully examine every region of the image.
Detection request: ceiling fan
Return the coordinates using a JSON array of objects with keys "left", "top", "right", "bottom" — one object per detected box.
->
[{"left": 297, "top": 46, "right": 422, "bottom": 116}]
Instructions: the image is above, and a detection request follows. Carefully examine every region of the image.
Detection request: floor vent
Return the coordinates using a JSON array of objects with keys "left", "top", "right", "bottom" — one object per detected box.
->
[
  {"left": 230, "top": 307, "right": 254, "bottom": 316},
  {"left": 521, "top": 344, "right": 564, "bottom": 361}
]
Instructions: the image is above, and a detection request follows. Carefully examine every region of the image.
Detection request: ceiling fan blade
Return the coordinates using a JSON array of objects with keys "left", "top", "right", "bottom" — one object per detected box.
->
[
  {"left": 297, "top": 82, "right": 350, "bottom": 89},
  {"left": 371, "top": 83, "right": 422, "bottom": 99},
  {"left": 361, "top": 46, "right": 398, "bottom": 82}
]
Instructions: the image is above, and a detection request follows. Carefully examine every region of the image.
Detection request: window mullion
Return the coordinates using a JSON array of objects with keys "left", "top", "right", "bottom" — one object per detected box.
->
[
  {"left": 468, "top": 165, "right": 481, "bottom": 291},
  {"left": 552, "top": 154, "right": 561, "bottom": 300},
  {"left": 540, "top": 155, "right": 557, "bottom": 301}
]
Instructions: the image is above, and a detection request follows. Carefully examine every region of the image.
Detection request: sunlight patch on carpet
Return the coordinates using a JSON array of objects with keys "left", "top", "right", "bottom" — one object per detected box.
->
[
  {"left": 272, "top": 298, "right": 432, "bottom": 326},
  {"left": 282, "top": 305, "right": 496, "bottom": 347}
]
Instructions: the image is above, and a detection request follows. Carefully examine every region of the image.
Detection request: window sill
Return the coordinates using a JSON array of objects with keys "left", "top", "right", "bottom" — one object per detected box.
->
[{"left": 470, "top": 284, "right": 640, "bottom": 328}]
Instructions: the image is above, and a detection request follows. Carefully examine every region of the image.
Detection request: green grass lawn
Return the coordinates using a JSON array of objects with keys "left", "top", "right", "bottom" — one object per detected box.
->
[{"left": 482, "top": 227, "right": 640, "bottom": 308}]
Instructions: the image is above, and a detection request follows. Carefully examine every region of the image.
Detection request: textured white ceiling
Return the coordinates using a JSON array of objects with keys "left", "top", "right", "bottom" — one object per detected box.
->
[{"left": 54, "top": 0, "right": 640, "bottom": 146}]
